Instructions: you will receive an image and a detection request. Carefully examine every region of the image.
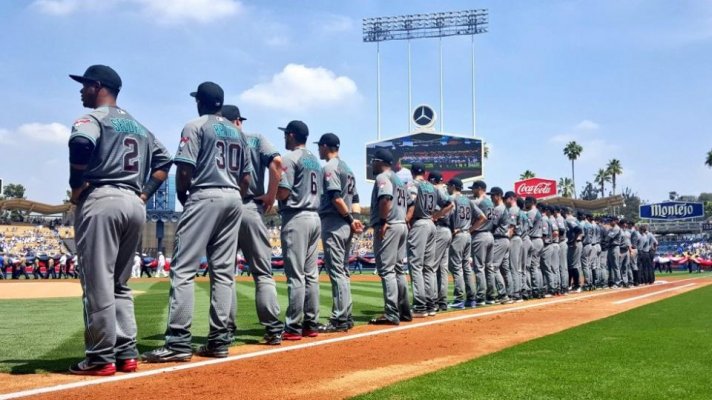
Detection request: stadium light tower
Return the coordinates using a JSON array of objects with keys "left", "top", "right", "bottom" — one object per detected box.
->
[{"left": 363, "top": 9, "right": 488, "bottom": 138}]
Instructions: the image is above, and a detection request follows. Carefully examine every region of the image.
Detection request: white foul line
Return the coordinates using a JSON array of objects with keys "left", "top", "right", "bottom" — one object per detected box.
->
[
  {"left": 0, "top": 278, "right": 702, "bottom": 400},
  {"left": 612, "top": 283, "right": 696, "bottom": 305}
]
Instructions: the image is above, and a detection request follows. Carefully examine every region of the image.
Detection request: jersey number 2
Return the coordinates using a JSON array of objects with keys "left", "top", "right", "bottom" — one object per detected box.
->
[{"left": 123, "top": 137, "right": 139, "bottom": 172}]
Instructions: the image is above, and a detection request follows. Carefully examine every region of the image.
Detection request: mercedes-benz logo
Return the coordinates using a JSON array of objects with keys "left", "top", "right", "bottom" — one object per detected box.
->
[{"left": 412, "top": 105, "right": 435, "bottom": 127}]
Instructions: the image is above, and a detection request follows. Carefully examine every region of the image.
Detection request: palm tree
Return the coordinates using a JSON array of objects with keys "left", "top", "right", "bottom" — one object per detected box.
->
[
  {"left": 520, "top": 170, "right": 536, "bottom": 180},
  {"left": 594, "top": 168, "right": 611, "bottom": 197},
  {"left": 706, "top": 149, "right": 712, "bottom": 167},
  {"left": 563, "top": 141, "right": 583, "bottom": 198},
  {"left": 606, "top": 159, "right": 623, "bottom": 196},
  {"left": 558, "top": 177, "right": 574, "bottom": 198}
]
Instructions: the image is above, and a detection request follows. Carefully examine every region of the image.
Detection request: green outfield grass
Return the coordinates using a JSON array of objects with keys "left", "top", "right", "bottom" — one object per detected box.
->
[
  {"left": 355, "top": 284, "right": 712, "bottom": 400},
  {"left": 0, "top": 279, "right": 386, "bottom": 374}
]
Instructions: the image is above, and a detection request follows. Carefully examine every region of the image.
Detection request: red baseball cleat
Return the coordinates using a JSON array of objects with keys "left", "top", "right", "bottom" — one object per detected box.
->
[
  {"left": 69, "top": 360, "right": 116, "bottom": 376},
  {"left": 302, "top": 329, "right": 319, "bottom": 338},
  {"left": 282, "top": 332, "right": 303, "bottom": 341},
  {"left": 116, "top": 358, "right": 138, "bottom": 373}
]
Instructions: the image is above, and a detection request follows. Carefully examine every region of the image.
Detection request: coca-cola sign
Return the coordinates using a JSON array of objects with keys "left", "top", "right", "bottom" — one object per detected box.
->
[{"left": 514, "top": 178, "right": 557, "bottom": 199}]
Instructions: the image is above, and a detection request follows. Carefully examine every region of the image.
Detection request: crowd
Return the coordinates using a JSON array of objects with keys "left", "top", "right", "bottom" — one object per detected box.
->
[{"left": 0, "top": 225, "right": 76, "bottom": 280}]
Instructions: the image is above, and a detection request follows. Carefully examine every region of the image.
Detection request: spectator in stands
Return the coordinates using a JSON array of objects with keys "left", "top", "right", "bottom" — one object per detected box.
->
[{"left": 0, "top": 253, "right": 5, "bottom": 279}]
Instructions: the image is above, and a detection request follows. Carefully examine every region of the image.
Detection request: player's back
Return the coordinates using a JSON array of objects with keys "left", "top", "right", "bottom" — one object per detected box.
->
[
  {"left": 244, "top": 133, "right": 279, "bottom": 199},
  {"left": 279, "top": 148, "right": 322, "bottom": 212},
  {"left": 319, "top": 158, "right": 357, "bottom": 216}
]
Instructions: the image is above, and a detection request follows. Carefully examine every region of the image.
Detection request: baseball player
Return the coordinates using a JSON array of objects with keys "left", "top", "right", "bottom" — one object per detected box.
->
[
  {"left": 517, "top": 197, "right": 532, "bottom": 299},
  {"left": 429, "top": 171, "right": 454, "bottom": 311},
  {"left": 67, "top": 65, "right": 172, "bottom": 375},
  {"left": 220, "top": 105, "right": 284, "bottom": 345},
  {"left": 619, "top": 220, "right": 632, "bottom": 288},
  {"left": 646, "top": 226, "right": 658, "bottom": 284},
  {"left": 488, "top": 187, "right": 513, "bottom": 303},
  {"left": 550, "top": 207, "right": 564, "bottom": 294},
  {"left": 606, "top": 216, "right": 623, "bottom": 288},
  {"left": 540, "top": 205, "right": 559, "bottom": 296},
  {"left": 525, "top": 197, "right": 544, "bottom": 299},
  {"left": 469, "top": 181, "right": 493, "bottom": 305},
  {"left": 566, "top": 210, "right": 583, "bottom": 292},
  {"left": 446, "top": 178, "right": 481, "bottom": 308},
  {"left": 406, "top": 162, "right": 451, "bottom": 317},
  {"left": 369, "top": 148, "right": 411, "bottom": 325},
  {"left": 315, "top": 133, "right": 364, "bottom": 332},
  {"left": 276, "top": 120, "right": 323, "bottom": 340},
  {"left": 592, "top": 216, "right": 603, "bottom": 289},
  {"left": 630, "top": 224, "right": 641, "bottom": 286},
  {"left": 143, "top": 81, "right": 250, "bottom": 362},
  {"left": 581, "top": 214, "right": 595, "bottom": 290},
  {"left": 505, "top": 192, "right": 524, "bottom": 302},
  {"left": 156, "top": 252, "right": 167, "bottom": 278}
]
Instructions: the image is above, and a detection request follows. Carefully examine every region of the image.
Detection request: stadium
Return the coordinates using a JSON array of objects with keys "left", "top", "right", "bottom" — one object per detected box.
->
[{"left": 2, "top": 2, "right": 712, "bottom": 400}]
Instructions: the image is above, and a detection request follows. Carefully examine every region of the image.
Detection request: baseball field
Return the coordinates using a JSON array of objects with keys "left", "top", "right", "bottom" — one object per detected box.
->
[{"left": 0, "top": 273, "right": 710, "bottom": 399}]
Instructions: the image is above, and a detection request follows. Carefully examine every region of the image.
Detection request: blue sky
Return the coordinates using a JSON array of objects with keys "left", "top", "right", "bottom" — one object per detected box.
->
[{"left": 1, "top": 0, "right": 711, "bottom": 205}]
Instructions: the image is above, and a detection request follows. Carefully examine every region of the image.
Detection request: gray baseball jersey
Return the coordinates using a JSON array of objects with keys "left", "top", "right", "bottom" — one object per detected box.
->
[
  {"left": 70, "top": 106, "right": 172, "bottom": 192},
  {"left": 582, "top": 221, "right": 595, "bottom": 245},
  {"left": 507, "top": 205, "right": 523, "bottom": 236},
  {"left": 173, "top": 115, "right": 252, "bottom": 191},
  {"left": 278, "top": 148, "right": 322, "bottom": 212},
  {"left": 640, "top": 232, "right": 651, "bottom": 252},
  {"left": 555, "top": 215, "right": 566, "bottom": 242},
  {"left": 449, "top": 194, "right": 483, "bottom": 231},
  {"left": 519, "top": 209, "right": 531, "bottom": 238},
  {"left": 472, "top": 197, "right": 494, "bottom": 233},
  {"left": 622, "top": 229, "right": 632, "bottom": 248},
  {"left": 408, "top": 179, "right": 450, "bottom": 219},
  {"left": 370, "top": 170, "right": 408, "bottom": 225},
  {"left": 607, "top": 225, "right": 623, "bottom": 247},
  {"left": 244, "top": 133, "right": 279, "bottom": 199},
  {"left": 592, "top": 223, "right": 601, "bottom": 244},
  {"left": 492, "top": 204, "right": 515, "bottom": 237},
  {"left": 319, "top": 158, "right": 358, "bottom": 216},
  {"left": 630, "top": 229, "right": 641, "bottom": 249},
  {"left": 528, "top": 209, "right": 544, "bottom": 238},
  {"left": 542, "top": 215, "right": 553, "bottom": 243}
]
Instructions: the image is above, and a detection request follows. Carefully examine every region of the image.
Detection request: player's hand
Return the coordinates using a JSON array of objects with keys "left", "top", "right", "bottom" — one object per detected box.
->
[
  {"left": 70, "top": 183, "right": 90, "bottom": 205},
  {"left": 139, "top": 193, "right": 148, "bottom": 204},
  {"left": 256, "top": 193, "right": 276, "bottom": 213},
  {"left": 351, "top": 219, "right": 364, "bottom": 235},
  {"left": 379, "top": 223, "right": 389, "bottom": 241}
]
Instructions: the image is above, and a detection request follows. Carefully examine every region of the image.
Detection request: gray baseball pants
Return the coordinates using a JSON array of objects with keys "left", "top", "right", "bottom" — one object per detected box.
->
[
  {"left": 597, "top": 247, "right": 609, "bottom": 287},
  {"left": 375, "top": 223, "right": 410, "bottom": 323},
  {"left": 434, "top": 226, "right": 452, "bottom": 309},
  {"left": 607, "top": 247, "right": 622, "bottom": 286},
  {"left": 509, "top": 236, "right": 523, "bottom": 299},
  {"left": 521, "top": 236, "right": 533, "bottom": 295},
  {"left": 490, "top": 238, "right": 510, "bottom": 300},
  {"left": 529, "top": 238, "right": 544, "bottom": 296},
  {"left": 471, "top": 231, "right": 493, "bottom": 303},
  {"left": 321, "top": 214, "right": 354, "bottom": 326},
  {"left": 582, "top": 244, "right": 594, "bottom": 288},
  {"left": 281, "top": 211, "right": 321, "bottom": 334},
  {"left": 75, "top": 186, "right": 144, "bottom": 364},
  {"left": 407, "top": 219, "right": 437, "bottom": 313},
  {"left": 449, "top": 231, "right": 475, "bottom": 303},
  {"left": 558, "top": 242, "right": 569, "bottom": 291},
  {"left": 568, "top": 242, "right": 582, "bottom": 287},
  {"left": 229, "top": 201, "right": 283, "bottom": 336},
  {"left": 619, "top": 248, "right": 631, "bottom": 286},
  {"left": 541, "top": 243, "right": 559, "bottom": 294},
  {"left": 165, "top": 188, "right": 242, "bottom": 352}
]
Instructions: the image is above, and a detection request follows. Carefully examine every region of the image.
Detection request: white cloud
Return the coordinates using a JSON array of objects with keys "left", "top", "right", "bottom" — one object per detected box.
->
[
  {"left": 0, "top": 128, "right": 13, "bottom": 144},
  {"left": 239, "top": 64, "right": 359, "bottom": 112},
  {"left": 17, "top": 123, "right": 71, "bottom": 144},
  {"left": 31, "top": 0, "right": 243, "bottom": 24},
  {"left": 574, "top": 119, "right": 599, "bottom": 131}
]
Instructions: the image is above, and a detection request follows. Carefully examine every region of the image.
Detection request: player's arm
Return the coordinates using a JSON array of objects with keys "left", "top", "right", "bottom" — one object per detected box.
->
[
  {"left": 175, "top": 163, "right": 194, "bottom": 206},
  {"left": 256, "top": 155, "right": 281, "bottom": 212},
  {"left": 238, "top": 139, "right": 253, "bottom": 199},
  {"left": 68, "top": 136, "right": 93, "bottom": 204},
  {"left": 432, "top": 191, "right": 454, "bottom": 220},
  {"left": 378, "top": 195, "right": 392, "bottom": 240},
  {"left": 141, "top": 136, "right": 173, "bottom": 203},
  {"left": 469, "top": 203, "right": 487, "bottom": 233}
]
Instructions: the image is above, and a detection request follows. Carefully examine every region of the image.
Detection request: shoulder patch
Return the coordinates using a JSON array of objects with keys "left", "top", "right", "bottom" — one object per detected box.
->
[{"left": 73, "top": 118, "right": 92, "bottom": 127}]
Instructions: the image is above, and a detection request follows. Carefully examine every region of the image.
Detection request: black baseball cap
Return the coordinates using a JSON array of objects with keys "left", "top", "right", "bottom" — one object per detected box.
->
[
  {"left": 504, "top": 191, "right": 517, "bottom": 200},
  {"left": 487, "top": 187, "right": 504, "bottom": 197},
  {"left": 411, "top": 162, "right": 426, "bottom": 176},
  {"left": 524, "top": 196, "right": 537, "bottom": 204},
  {"left": 279, "top": 120, "right": 309, "bottom": 139},
  {"left": 447, "top": 178, "right": 463, "bottom": 190},
  {"left": 371, "top": 148, "right": 394, "bottom": 165},
  {"left": 314, "top": 132, "right": 340, "bottom": 148},
  {"left": 69, "top": 64, "right": 122, "bottom": 91},
  {"left": 470, "top": 180, "right": 487, "bottom": 190},
  {"left": 221, "top": 105, "right": 246, "bottom": 122},
  {"left": 190, "top": 82, "right": 224, "bottom": 108},
  {"left": 428, "top": 170, "right": 443, "bottom": 183}
]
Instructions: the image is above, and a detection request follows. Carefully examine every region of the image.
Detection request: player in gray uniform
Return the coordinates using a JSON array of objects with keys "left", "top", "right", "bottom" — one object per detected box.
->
[
  {"left": 67, "top": 65, "right": 172, "bottom": 375},
  {"left": 316, "top": 133, "right": 364, "bottom": 332},
  {"left": 143, "top": 82, "right": 249, "bottom": 363},
  {"left": 597, "top": 218, "right": 610, "bottom": 288},
  {"left": 486, "top": 187, "right": 512, "bottom": 303},
  {"left": 429, "top": 171, "right": 454, "bottom": 311},
  {"left": 369, "top": 149, "right": 411, "bottom": 325},
  {"left": 581, "top": 214, "right": 595, "bottom": 290},
  {"left": 566, "top": 210, "right": 583, "bottom": 292},
  {"left": 619, "top": 220, "right": 632, "bottom": 287},
  {"left": 524, "top": 197, "right": 545, "bottom": 299},
  {"left": 469, "top": 181, "right": 493, "bottom": 305},
  {"left": 606, "top": 216, "right": 623, "bottom": 288},
  {"left": 406, "top": 162, "right": 451, "bottom": 317},
  {"left": 517, "top": 197, "right": 533, "bottom": 299},
  {"left": 553, "top": 207, "right": 568, "bottom": 294},
  {"left": 446, "top": 178, "right": 482, "bottom": 308},
  {"left": 540, "top": 205, "right": 560, "bottom": 296},
  {"left": 504, "top": 192, "right": 524, "bottom": 302},
  {"left": 630, "top": 224, "right": 642, "bottom": 286},
  {"left": 276, "top": 121, "right": 323, "bottom": 340},
  {"left": 221, "top": 105, "right": 284, "bottom": 345}
]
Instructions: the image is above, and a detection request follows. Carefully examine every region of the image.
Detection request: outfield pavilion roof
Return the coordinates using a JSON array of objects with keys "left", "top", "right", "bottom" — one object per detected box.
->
[
  {"left": 540, "top": 195, "right": 625, "bottom": 212},
  {"left": 0, "top": 199, "right": 72, "bottom": 215}
]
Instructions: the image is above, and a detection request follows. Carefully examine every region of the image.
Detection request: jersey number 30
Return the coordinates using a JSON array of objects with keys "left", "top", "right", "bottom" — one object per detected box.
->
[{"left": 216, "top": 141, "right": 243, "bottom": 172}]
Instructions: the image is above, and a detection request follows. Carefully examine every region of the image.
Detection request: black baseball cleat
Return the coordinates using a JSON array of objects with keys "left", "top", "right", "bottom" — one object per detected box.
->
[
  {"left": 318, "top": 323, "right": 349, "bottom": 333},
  {"left": 263, "top": 333, "right": 283, "bottom": 345},
  {"left": 369, "top": 316, "right": 399, "bottom": 326},
  {"left": 195, "top": 345, "right": 229, "bottom": 358},
  {"left": 141, "top": 347, "right": 192, "bottom": 363}
]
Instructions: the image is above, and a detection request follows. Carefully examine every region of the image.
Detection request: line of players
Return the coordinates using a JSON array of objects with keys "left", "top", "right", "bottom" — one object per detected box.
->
[
  {"left": 365, "top": 148, "right": 660, "bottom": 325},
  {"left": 0, "top": 253, "right": 78, "bottom": 280}
]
